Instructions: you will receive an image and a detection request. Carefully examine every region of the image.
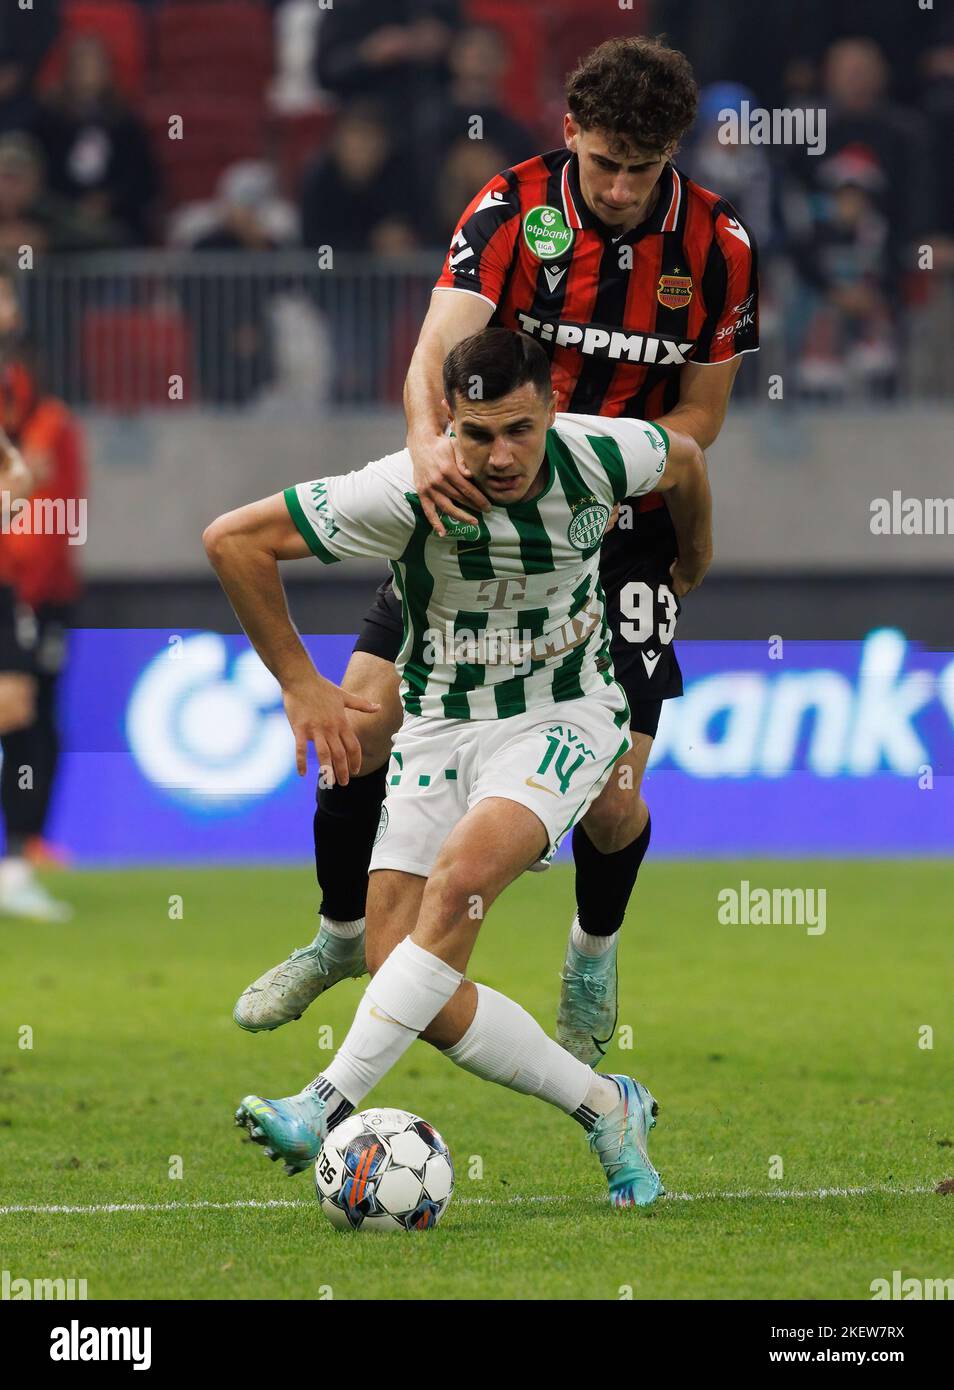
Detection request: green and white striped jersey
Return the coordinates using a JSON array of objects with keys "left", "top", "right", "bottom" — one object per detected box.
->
[{"left": 285, "top": 412, "right": 669, "bottom": 720}]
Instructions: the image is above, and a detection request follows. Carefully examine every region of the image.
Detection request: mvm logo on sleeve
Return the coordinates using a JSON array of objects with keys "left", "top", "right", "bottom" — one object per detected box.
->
[{"left": 50, "top": 1321, "right": 152, "bottom": 1371}]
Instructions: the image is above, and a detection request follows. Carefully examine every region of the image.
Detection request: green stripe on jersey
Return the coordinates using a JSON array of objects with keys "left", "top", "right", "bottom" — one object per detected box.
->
[
  {"left": 393, "top": 498, "right": 435, "bottom": 716},
  {"left": 507, "top": 499, "right": 554, "bottom": 574},
  {"left": 453, "top": 513, "right": 495, "bottom": 581},
  {"left": 546, "top": 429, "right": 595, "bottom": 508},
  {"left": 585, "top": 435, "right": 628, "bottom": 504},
  {"left": 441, "top": 610, "right": 489, "bottom": 719},
  {"left": 549, "top": 574, "right": 595, "bottom": 703},
  {"left": 489, "top": 606, "right": 549, "bottom": 719}
]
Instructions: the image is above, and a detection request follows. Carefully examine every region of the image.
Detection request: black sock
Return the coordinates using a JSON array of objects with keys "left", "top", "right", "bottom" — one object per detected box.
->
[
  {"left": 314, "top": 765, "right": 388, "bottom": 922},
  {"left": 0, "top": 722, "right": 48, "bottom": 852},
  {"left": 572, "top": 814, "right": 652, "bottom": 937}
]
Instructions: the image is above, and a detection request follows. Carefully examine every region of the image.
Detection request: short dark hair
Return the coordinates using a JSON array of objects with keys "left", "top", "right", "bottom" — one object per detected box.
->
[
  {"left": 442, "top": 327, "right": 551, "bottom": 407},
  {"left": 566, "top": 36, "right": 698, "bottom": 156}
]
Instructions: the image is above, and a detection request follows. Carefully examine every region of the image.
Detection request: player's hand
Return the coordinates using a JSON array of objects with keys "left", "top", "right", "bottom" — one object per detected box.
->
[
  {"left": 605, "top": 503, "right": 621, "bottom": 533},
  {"left": 282, "top": 674, "right": 380, "bottom": 786},
  {"left": 669, "top": 556, "right": 709, "bottom": 598},
  {"left": 409, "top": 431, "right": 490, "bottom": 535},
  {"left": 0, "top": 427, "right": 32, "bottom": 501}
]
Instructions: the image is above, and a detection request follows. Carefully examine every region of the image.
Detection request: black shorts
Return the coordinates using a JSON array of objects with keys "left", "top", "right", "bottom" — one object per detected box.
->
[
  {"left": 598, "top": 504, "right": 684, "bottom": 711},
  {"left": 353, "top": 566, "right": 673, "bottom": 741},
  {"left": 0, "top": 584, "right": 35, "bottom": 675}
]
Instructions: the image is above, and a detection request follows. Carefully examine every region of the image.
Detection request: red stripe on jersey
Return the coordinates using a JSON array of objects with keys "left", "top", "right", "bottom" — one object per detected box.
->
[
  {"left": 682, "top": 191, "right": 717, "bottom": 342},
  {"left": 544, "top": 230, "right": 605, "bottom": 408},
  {"left": 600, "top": 235, "right": 665, "bottom": 419}
]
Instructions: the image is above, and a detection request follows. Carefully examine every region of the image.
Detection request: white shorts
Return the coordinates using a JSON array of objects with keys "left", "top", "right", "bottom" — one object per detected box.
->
[{"left": 369, "top": 690, "right": 631, "bottom": 879}]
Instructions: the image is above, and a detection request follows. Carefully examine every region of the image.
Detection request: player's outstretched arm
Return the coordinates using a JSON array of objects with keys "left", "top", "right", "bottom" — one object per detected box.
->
[
  {"left": 653, "top": 429, "right": 713, "bottom": 597},
  {"left": 202, "top": 494, "right": 378, "bottom": 785},
  {"left": 404, "top": 288, "right": 493, "bottom": 533}
]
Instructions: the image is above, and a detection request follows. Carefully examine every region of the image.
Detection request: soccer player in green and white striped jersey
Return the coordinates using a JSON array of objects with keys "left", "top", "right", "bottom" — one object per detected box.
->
[{"left": 205, "top": 327, "right": 710, "bottom": 1206}]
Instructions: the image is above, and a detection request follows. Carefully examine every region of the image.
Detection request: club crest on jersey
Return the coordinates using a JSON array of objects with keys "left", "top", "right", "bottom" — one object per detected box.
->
[
  {"left": 522, "top": 205, "right": 575, "bottom": 261},
  {"left": 567, "top": 495, "right": 610, "bottom": 551},
  {"left": 657, "top": 273, "right": 693, "bottom": 309}
]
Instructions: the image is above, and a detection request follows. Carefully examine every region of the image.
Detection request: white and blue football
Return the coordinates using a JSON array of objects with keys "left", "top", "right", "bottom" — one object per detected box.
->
[{"left": 314, "top": 1107, "right": 454, "bottom": 1233}]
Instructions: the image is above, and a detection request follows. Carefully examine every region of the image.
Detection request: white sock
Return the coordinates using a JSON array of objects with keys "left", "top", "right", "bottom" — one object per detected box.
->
[
  {"left": 443, "top": 984, "right": 620, "bottom": 1129},
  {"left": 0, "top": 857, "right": 31, "bottom": 893},
  {"left": 570, "top": 914, "right": 618, "bottom": 958},
  {"left": 321, "top": 937, "right": 462, "bottom": 1105},
  {"left": 320, "top": 915, "right": 365, "bottom": 940}
]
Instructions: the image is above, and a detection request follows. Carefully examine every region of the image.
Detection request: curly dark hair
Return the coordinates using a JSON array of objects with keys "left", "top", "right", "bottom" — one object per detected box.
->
[{"left": 565, "top": 36, "right": 698, "bottom": 156}]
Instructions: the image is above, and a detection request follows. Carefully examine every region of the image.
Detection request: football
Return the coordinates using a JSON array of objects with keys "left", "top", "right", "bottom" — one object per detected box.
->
[{"left": 314, "top": 1107, "right": 454, "bottom": 1232}]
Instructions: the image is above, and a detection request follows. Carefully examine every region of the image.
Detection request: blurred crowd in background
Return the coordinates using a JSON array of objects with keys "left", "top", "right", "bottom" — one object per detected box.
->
[{"left": 0, "top": 0, "right": 952, "bottom": 405}]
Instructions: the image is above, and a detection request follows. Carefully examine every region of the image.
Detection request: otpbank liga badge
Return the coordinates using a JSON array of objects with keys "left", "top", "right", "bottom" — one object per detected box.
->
[
  {"left": 523, "top": 205, "right": 575, "bottom": 261},
  {"left": 567, "top": 495, "right": 610, "bottom": 550}
]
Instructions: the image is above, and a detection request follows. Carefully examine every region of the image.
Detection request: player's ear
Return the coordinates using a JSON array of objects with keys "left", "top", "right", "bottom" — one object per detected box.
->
[
  {"left": 547, "top": 388, "right": 558, "bottom": 425},
  {"left": 440, "top": 396, "right": 454, "bottom": 429},
  {"left": 563, "top": 113, "right": 579, "bottom": 151}
]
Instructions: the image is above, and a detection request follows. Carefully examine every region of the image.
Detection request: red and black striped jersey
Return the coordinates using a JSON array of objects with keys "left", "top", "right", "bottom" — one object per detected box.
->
[{"left": 435, "top": 147, "right": 759, "bottom": 425}]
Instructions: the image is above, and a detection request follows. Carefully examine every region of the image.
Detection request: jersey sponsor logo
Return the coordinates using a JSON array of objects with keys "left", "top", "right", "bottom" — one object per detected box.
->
[
  {"left": 543, "top": 264, "right": 568, "bottom": 293},
  {"left": 657, "top": 273, "right": 694, "bottom": 309},
  {"left": 714, "top": 310, "right": 756, "bottom": 341},
  {"left": 644, "top": 428, "right": 666, "bottom": 456},
  {"left": 522, "top": 205, "right": 575, "bottom": 261},
  {"left": 422, "top": 605, "right": 601, "bottom": 676},
  {"left": 732, "top": 292, "right": 756, "bottom": 314},
  {"left": 438, "top": 514, "right": 481, "bottom": 541},
  {"left": 567, "top": 497, "right": 611, "bottom": 550},
  {"left": 516, "top": 311, "right": 694, "bottom": 366},
  {"left": 448, "top": 228, "right": 475, "bottom": 270},
  {"left": 309, "top": 479, "right": 340, "bottom": 539}
]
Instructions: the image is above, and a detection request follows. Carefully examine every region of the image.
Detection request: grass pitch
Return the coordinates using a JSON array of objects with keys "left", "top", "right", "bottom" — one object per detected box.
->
[{"left": 1, "top": 861, "right": 951, "bottom": 1301}]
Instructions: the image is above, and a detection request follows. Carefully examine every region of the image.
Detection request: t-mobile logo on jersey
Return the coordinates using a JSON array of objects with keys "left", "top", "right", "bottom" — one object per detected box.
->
[{"left": 516, "top": 313, "right": 694, "bottom": 366}]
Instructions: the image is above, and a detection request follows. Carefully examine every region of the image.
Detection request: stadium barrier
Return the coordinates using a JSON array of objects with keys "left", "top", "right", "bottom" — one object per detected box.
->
[{"left": 22, "top": 249, "right": 954, "bottom": 411}]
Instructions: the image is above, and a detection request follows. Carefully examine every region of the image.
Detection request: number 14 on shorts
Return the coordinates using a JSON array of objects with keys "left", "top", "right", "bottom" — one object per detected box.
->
[{"left": 526, "top": 726, "right": 597, "bottom": 797}]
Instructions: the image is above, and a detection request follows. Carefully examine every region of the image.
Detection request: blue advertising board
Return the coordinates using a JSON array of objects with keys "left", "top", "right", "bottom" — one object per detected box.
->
[{"left": 33, "top": 628, "right": 954, "bottom": 862}]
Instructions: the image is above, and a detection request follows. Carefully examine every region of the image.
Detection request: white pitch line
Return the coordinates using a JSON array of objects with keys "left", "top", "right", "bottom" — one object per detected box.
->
[{"left": 0, "top": 1184, "right": 935, "bottom": 1217}]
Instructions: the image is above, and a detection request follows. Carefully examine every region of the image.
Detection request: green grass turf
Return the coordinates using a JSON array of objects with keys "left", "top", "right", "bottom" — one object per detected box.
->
[{"left": 0, "top": 861, "right": 951, "bottom": 1300}]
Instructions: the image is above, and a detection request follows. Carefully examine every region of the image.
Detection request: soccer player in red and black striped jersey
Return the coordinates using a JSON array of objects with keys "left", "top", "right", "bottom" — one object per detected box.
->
[{"left": 233, "top": 37, "right": 758, "bottom": 1062}]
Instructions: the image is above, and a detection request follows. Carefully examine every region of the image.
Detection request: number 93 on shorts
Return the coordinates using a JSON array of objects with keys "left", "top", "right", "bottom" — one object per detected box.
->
[{"left": 369, "top": 689, "right": 632, "bottom": 879}]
